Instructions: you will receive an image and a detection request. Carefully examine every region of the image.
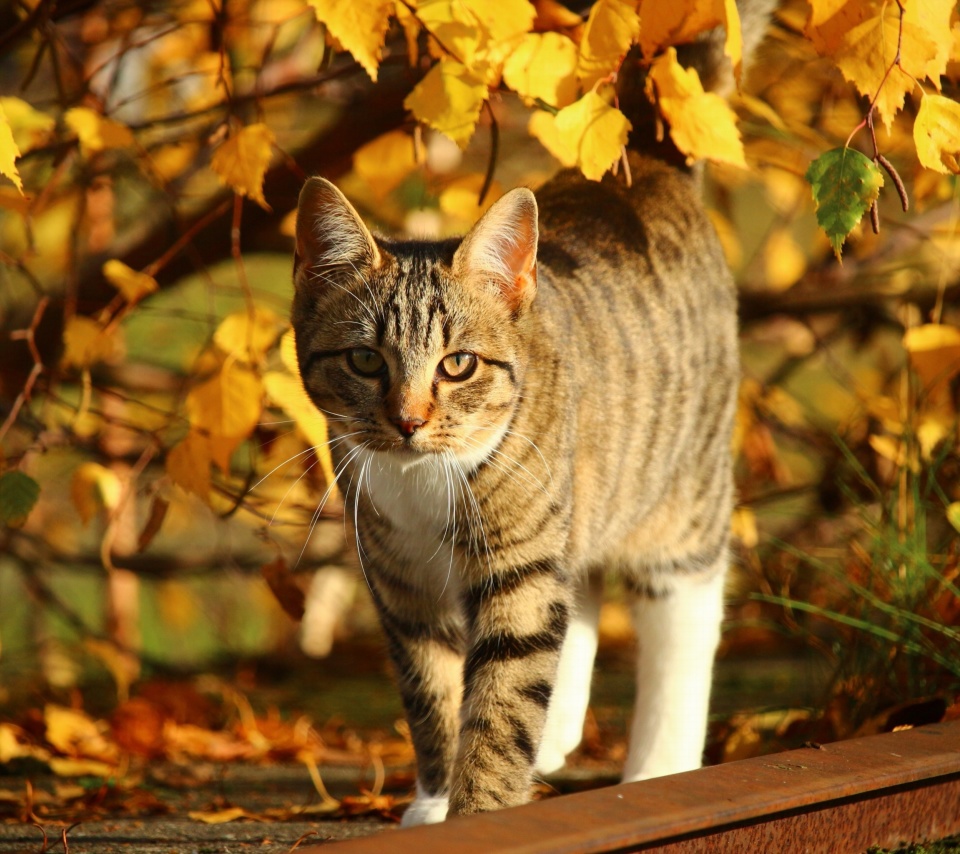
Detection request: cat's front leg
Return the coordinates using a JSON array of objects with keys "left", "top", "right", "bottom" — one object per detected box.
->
[
  {"left": 449, "top": 559, "right": 572, "bottom": 815},
  {"left": 368, "top": 575, "right": 465, "bottom": 827}
]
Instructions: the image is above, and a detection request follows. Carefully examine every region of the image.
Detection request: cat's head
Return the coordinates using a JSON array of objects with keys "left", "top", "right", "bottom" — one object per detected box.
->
[{"left": 291, "top": 177, "right": 538, "bottom": 468}]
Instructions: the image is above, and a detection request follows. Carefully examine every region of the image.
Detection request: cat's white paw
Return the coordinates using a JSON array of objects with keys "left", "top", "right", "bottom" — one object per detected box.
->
[
  {"left": 401, "top": 791, "right": 449, "bottom": 826},
  {"left": 533, "top": 739, "right": 568, "bottom": 775}
]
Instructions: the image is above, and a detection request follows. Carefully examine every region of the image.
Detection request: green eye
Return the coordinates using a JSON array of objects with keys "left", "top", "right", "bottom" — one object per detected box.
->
[
  {"left": 439, "top": 352, "right": 477, "bottom": 380},
  {"left": 347, "top": 347, "right": 386, "bottom": 377}
]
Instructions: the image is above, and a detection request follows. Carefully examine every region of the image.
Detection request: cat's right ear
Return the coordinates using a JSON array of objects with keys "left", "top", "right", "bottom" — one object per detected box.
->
[{"left": 295, "top": 177, "right": 380, "bottom": 286}]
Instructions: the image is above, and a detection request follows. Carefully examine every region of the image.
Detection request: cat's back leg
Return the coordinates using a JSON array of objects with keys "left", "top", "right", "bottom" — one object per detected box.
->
[{"left": 620, "top": 554, "right": 726, "bottom": 782}]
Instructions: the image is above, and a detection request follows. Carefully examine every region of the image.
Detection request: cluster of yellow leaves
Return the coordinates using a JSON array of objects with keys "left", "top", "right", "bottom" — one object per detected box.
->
[{"left": 305, "top": 0, "right": 746, "bottom": 179}]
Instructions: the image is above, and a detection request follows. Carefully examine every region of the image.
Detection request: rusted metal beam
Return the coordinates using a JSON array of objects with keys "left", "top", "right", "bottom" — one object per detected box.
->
[{"left": 304, "top": 721, "right": 960, "bottom": 853}]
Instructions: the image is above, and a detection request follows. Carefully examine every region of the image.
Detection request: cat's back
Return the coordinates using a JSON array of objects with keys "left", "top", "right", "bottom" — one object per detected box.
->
[{"left": 524, "top": 152, "right": 739, "bottom": 564}]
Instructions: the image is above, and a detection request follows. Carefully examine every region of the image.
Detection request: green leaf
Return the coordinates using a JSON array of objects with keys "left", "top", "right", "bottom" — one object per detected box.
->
[
  {"left": 0, "top": 470, "right": 40, "bottom": 526},
  {"left": 804, "top": 147, "right": 883, "bottom": 259}
]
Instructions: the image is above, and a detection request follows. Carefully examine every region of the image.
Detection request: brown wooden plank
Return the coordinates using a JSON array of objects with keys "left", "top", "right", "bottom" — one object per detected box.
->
[{"left": 301, "top": 722, "right": 960, "bottom": 854}]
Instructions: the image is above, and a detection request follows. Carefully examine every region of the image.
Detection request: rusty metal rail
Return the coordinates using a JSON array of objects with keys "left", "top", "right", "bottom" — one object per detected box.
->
[{"left": 304, "top": 721, "right": 960, "bottom": 853}]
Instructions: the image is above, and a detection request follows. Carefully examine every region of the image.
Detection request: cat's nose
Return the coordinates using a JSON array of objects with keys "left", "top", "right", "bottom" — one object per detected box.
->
[{"left": 392, "top": 417, "right": 426, "bottom": 436}]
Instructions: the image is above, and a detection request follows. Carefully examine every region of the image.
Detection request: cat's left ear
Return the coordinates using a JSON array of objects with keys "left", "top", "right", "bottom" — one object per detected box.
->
[
  {"left": 452, "top": 188, "right": 538, "bottom": 313},
  {"left": 295, "top": 177, "right": 380, "bottom": 286}
]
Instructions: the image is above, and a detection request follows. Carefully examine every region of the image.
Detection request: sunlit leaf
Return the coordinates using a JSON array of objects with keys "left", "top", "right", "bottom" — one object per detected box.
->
[
  {"left": 528, "top": 109, "right": 577, "bottom": 167},
  {"left": 189, "top": 806, "right": 258, "bottom": 824},
  {"left": 503, "top": 32, "right": 579, "bottom": 107},
  {"left": 553, "top": 92, "right": 630, "bottom": 181},
  {"left": 0, "top": 471, "right": 40, "bottom": 527},
  {"left": 61, "top": 315, "right": 122, "bottom": 370},
  {"left": 639, "top": 0, "right": 742, "bottom": 80},
  {"left": 210, "top": 123, "right": 275, "bottom": 210},
  {"left": 213, "top": 306, "right": 282, "bottom": 364},
  {"left": 438, "top": 173, "right": 501, "bottom": 222},
  {"left": 404, "top": 58, "right": 487, "bottom": 147},
  {"left": 71, "top": 462, "right": 122, "bottom": 525},
  {"left": 166, "top": 430, "right": 212, "bottom": 501},
  {"left": 64, "top": 107, "right": 135, "bottom": 156},
  {"left": 103, "top": 259, "right": 158, "bottom": 304},
  {"left": 647, "top": 48, "right": 745, "bottom": 168},
  {"left": 352, "top": 130, "right": 418, "bottom": 197},
  {"left": 44, "top": 704, "right": 120, "bottom": 764},
  {"left": 577, "top": 0, "right": 640, "bottom": 89},
  {"left": 186, "top": 362, "right": 263, "bottom": 453},
  {"left": 0, "top": 102, "right": 23, "bottom": 194},
  {"left": 0, "top": 96, "right": 55, "bottom": 153},
  {"left": 263, "top": 370, "right": 336, "bottom": 489},
  {"left": 804, "top": 147, "right": 883, "bottom": 259},
  {"left": 903, "top": 323, "right": 960, "bottom": 407},
  {"left": 306, "top": 0, "right": 393, "bottom": 81},
  {"left": 914, "top": 94, "right": 960, "bottom": 174},
  {"left": 947, "top": 502, "right": 960, "bottom": 533}
]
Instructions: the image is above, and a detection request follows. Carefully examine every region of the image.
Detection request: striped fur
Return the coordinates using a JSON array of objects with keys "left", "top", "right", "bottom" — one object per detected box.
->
[{"left": 288, "top": 10, "right": 777, "bottom": 817}]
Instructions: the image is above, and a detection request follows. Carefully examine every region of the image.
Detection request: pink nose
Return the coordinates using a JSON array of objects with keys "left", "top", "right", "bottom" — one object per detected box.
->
[{"left": 393, "top": 418, "right": 425, "bottom": 436}]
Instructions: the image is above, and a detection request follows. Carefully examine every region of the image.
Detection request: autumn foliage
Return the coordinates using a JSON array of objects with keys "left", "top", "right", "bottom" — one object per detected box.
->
[{"left": 0, "top": 0, "right": 959, "bottom": 795}]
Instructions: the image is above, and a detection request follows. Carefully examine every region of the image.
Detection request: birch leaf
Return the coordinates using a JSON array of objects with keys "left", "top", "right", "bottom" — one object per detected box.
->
[
  {"left": 306, "top": 0, "right": 393, "bottom": 81},
  {"left": 0, "top": 471, "right": 40, "bottom": 527},
  {"left": 553, "top": 92, "right": 630, "bottom": 181},
  {"left": 0, "top": 102, "right": 23, "bottom": 194},
  {"left": 914, "top": 94, "right": 960, "bottom": 174},
  {"left": 577, "top": 0, "right": 640, "bottom": 89},
  {"left": 210, "top": 123, "right": 275, "bottom": 210},
  {"left": 804, "top": 147, "right": 883, "bottom": 259},
  {"left": 404, "top": 58, "right": 487, "bottom": 147},
  {"left": 647, "top": 48, "right": 746, "bottom": 167},
  {"left": 64, "top": 107, "right": 135, "bottom": 156},
  {"left": 186, "top": 362, "right": 263, "bottom": 445},
  {"left": 504, "top": 32, "right": 579, "bottom": 107},
  {"left": 166, "top": 430, "right": 212, "bottom": 501},
  {"left": 103, "top": 259, "right": 158, "bottom": 304}
]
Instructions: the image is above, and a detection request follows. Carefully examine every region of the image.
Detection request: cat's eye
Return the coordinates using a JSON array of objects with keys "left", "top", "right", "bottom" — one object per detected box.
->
[
  {"left": 438, "top": 352, "right": 477, "bottom": 381},
  {"left": 347, "top": 347, "right": 386, "bottom": 377}
]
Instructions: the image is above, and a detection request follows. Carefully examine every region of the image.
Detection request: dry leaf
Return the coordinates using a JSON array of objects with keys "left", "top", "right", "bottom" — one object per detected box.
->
[
  {"left": 70, "top": 462, "right": 122, "bottom": 525},
  {"left": 404, "top": 59, "right": 488, "bottom": 148},
  {"left": 213, "top": 305, "right": 282, "bottom": 364},
  {"left": 166, "top": 430, "right": 213, "bottom": 500},
  {"left": 210, "top": 123, "right": 275, "bottom": 210},
  {"left": 306, "top": 0, "right": 394, "bottom": 81},
  {"left": 186, "top": 361, "right": 263, "bottom": 450},
  {"left": 647, "top": 48, "right": 745, "bottom": 167},
  {"left": 553, "top": 92, "right": 631, "bottom": 181},
  {"left": 64, "top": 107, "right": 135, "bottom": 155},
  {"left": 261, "top": 557, "right": 306, "bottom": 620},
  {"left": 0, "top": 101, "right": 23, "bottom": 194},
  {"left": 503, "top": 32, "right": 579, "bottom": 108},
  {"left": 577, "top": 0, "right": 640, "bottom": 89},
  {"left": 914, "top": 94, "right": 960, "bottom": 174},
  {"left": 103, "top": 259, "right": 158, "bottom": 304},
  {"left": 61, "top": 315, "right": 122, "bottom": 370}
]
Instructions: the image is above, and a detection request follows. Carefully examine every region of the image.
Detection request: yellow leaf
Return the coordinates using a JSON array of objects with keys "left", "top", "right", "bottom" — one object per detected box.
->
[
  {"left": 189, "top": 806, "right": 257, "bottom": 824},
  {"left": 186, "top": 362, "right": 263, "bottom": 449},
  {"left": 264, "top": 371, "right": 336, "bottom": 489},
  {"left": 528, "top": 109, "right": 577, "bottom": 167},
  {"left": 947, "top": 501, "right": 960, "bottom": 533},
  {"left": 0, "top": 102, "right": 23, "bottom": 194},
  {"left": 762, "top": 228, "right": 806, "bottom": 291},
  {"left": 64, "top": 107, "right": 135, "bottom": 156},
  {"left": 210, "top": 123, "right": 275, "bottom": 210},
  {"left": 213, "top": 306, "right": 282, "bottom": 364},
  {"left": 417, "top": 0, "right": 487, "bottom": 67},
  {"left": 103, "top": 259, "right": 158, "bottom": 304},
  {"left": 44, "top": 705, "right": 119, "bottom": 764},
  {"left": 553, "top": 92, "right": 631, "bottom": 181},
  {"left": 577, "top": 0, "right": 640, "bottom": 89},
  {"left": 438, "top": 173, "right": 501, "bottom": 223},
  {"left": 280, "top": 329, "right": 300, "bottom": 374},
  {"left": 639, "top": 0, "right": 742, "bottom": 79},
  {"left": 166, "top": 430, "right": 212, "bottom": 500},
  {"left": 463, "top": 0, "right": 535, "bottom": 43},
  {"left": 647, "top": 48, "right": 746, "bottom": 168},
  {"left": 352, "top": 130, "right": 418, "bottom": 197},
  {"left": 404, "top": 58, "right": 487, "bottom": 147},
  {"left": 903, "top": 0, "right": 955, "bottom": 84},
  {"left": 395, "top": 1, "right": 421, "bottom": 66},
  {"left": 0, "top": 97, "right": 55, "bottom": 154},
  {"left": 914, "top": 94, "right": 960, "bottom": 174},
  {"left": 306, "top": 0, "right": 393, "bottom": 81},
  {"left": 61, "top": 316, "right": 122, "bottom": 370},
  {"left": 731, "top": 506, "right": 758, "bottom": 548},
  {"left": 48, "top": 757, "right": 118, "bottom": 778},
  {"left": 826, "top": 4, "right": 937, "bottom": 131},
  {"left": 917, "top": 412, "right": 954, "bottom": 460},
  {"left": 903, "top": 323, "right": 960, "bottom": 407},
  {"left": 503, "top": 32, "right": 579, "bottom": 107},
  {"left": 0, "top": 724, "right": 50, "bottom": 763},
  {"left": 71, "top": 462, "right": 122, "bottom": 525}
]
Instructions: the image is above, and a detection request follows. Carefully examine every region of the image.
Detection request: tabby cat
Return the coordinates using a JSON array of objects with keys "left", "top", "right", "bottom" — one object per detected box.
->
[{"left": 291, "top": 8, "right": 769, "bottom": 824}]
